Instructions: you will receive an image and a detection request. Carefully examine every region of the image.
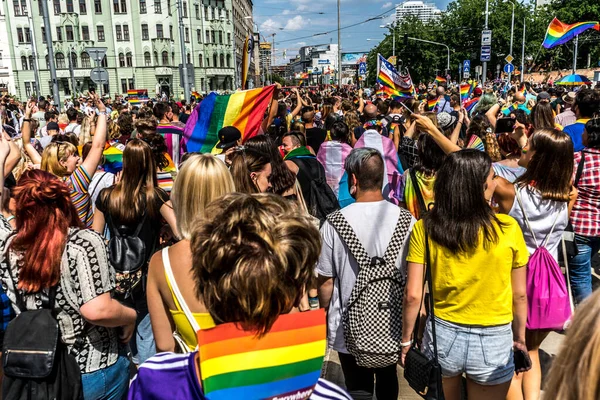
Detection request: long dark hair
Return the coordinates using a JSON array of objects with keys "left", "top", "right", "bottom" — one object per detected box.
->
[
  {"left": 414, "top": 133, "right": 446, "bottom": 176},
  {"left": 230, "top": 147, "right": 271, "bottom": 194},
  {"left": 423, "top": 150, "right": 503, "bottom": 253},
  {"left": 531, "top": 102, "right": 555, "bottom": 130},
  {"left": 245, "top": 135, "right": 295, "bottom": 195}
]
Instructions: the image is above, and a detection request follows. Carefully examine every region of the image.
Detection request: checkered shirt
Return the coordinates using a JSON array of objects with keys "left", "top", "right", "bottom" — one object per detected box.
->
[
  {"left": 572, "top": 148, "right": 600, "bottom": 237},
  {"left": 400, "top": 136, "right": 419, "bottom": 168}
]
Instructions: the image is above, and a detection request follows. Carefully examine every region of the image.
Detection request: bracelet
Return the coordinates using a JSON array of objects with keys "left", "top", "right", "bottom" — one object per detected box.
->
[
  {"left": 22, "top": 118, "right": 30, "bottom": 122},
  {"left": 97, "top": 111, "right": 107, "bottom": 115},
  {"left": 457, "top": 121, "right": 463, "bottom": 125},
  {"left": 400, "top": 340, "right": 413, "bottom": 348}
]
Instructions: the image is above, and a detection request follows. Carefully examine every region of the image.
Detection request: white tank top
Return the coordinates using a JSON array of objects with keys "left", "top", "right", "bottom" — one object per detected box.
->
[{"left": 509, "top": 185, "right": 568, "bottom": 261}]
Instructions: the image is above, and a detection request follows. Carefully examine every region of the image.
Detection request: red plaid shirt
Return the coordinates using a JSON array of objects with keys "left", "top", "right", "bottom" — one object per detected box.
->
[{"left": 572, "top": 148, "right": 600, "bottom": 237}]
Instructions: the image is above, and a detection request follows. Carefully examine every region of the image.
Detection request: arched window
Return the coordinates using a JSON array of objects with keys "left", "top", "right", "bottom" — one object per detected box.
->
[
  {"left": 118, "top": 52, "right": 125, "bottom": 67},
  {"left": 55, "top": 53, "right": 65, "bottom": 69},
  {"left": 28, "top": 55, "right": 34, "bottom": 70},
  {"left": 154, "top": 51, "right": 159, "bottom": 65},
  {"left": 186, "top": 52, "right": 191, "bottom": 64},
  {"left": 162, "top": 51, "right": 169, "bottom": 66},
  {"left": 81, "top": 52, "right": 91, "bottom": 68},
  {"left": 70, "top": 52, "right": 77, "bottom": 68},
  {"left": 198, "top": 54, "right": 202, "bottom": 67},
  {"left": 144, "top": 52, "right": 151, "bottom": 66},
  {"left": 21, "top": 56, "right": 28, "bottom": 70},
  {"left": 101, "top": 55, "right": 108, "bottom": 67},
  {"left": 212, "top": 53, "right": 217, "bottom": 67},
  {"left": 226, "top": 54, "right": 231, "bottom": 68},
  {"left": 219, "top": 54, "right": 224, "bottom": 68},
  {"left": 126, "top": 52, "right": 132, "bottom": 67},
  {"left": 171, "top": 51, "right": 175, "bottom": 65}
]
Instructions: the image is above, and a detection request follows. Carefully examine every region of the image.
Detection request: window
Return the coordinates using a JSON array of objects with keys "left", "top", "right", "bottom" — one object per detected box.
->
[
  {"left": 115, "top": 25, "right": 122, "bottom": 41},
  {"left": 206, "top": 56, "right": 209, "bottom": 67},
  {"left": 66, "top": 0, "right": 73, "bottom": 12},
  {"left": 218, "top": 31, "right": 222, "bottom": 44},
  {"left": 82, "top": 25, "right": 89, "bottom": 40},
  {"left": 25, "top": 27, "right": 31, "bottom": 43},
  {"left": 123, "top": 24, "right": 129, "bottom": 41},
  {"left": 205, "top": 30, "right": 210, "bottom": 43},
  {"left": 101, "top": 55, "right": 107, "bottom": 67},
  {"left": 154, "top": 51, "right": 158, "bottom": 64},
  {"left": 171, "top": 51, "right": 174, "bottom": 64},
  {"left": 182, "top": 1, "right": 187, "bottom": 17},
  {"left": 226, "top": 54, "right": 231, "bottom": 67},
  {"left": 209, "top": 7, "right": 213, "bottom": 20},
  {"left": 198, "top": 54, "right": 202, "bottom": 67},
  {"left": 161, "top": 51, "right": 169, "bottom": 66},
  {"left": 53, "top": 0, "right": 60, "bottom": 14},
  {"left": 185, "top": 27, "right": 189, "bottom": 43},
  {"left": 225, "top": 10, "right": 228, "bottom": 19},
  {"left": 156, "top": 24, "right": 163, "bottom": 38},
  {"left": 70, "top": 52, "right": 77, "bottom": 68},
  {"left": 21, "top": 56, "right": 28, "bottom": 70},
  {"left": 38, "top": 0, "right": 43, "bottom": 15},
  {"left": 211, "top": 30, "right": 215, "bottom": 43},
  {"left": 213, "top": 54, "right": 217, "bottom": 67},
  {"left": 97, "top": 25, "right": 104, "bottom": 41},
  {"left": 121, "top": 79, "right": 127, "bottom": 93},
  {"left": 17, "top": 28, "right": 24, "bottom": 43},
  {"left": 167, "top": 0, "right": 170, "bottom": 15},
  {"left": 25, "top": 82, "right": 31, "bottom": 97},
  {"left": 144, "top": 51, "right": 151, "bottom": 66},
  {"left": 126, "top": 52, "right": 132, "bottom": 67},
  {"left": 66, "top": 25, "right": 74, "bottom": 41},
  {"left": 14, "top": 0, "right": 22, "bottom": 16},
  {"left": 219, "top": 54, "right": 224, "bottom": 67},
  {"left": 94, "top": 0, "right": 101, "bottom": 13},
  {"left": 194, "top": 4, "right": 199, "bottom": 19},
  {"left": 227, "top": 32, "right": 230, "bottom": 44},
  {"left": 56, "top": 53, "right": 65, "bottom": 69},
  {"left": 21, "top": 0, "right": 28, "bottom": 14},
  {"left": 56, "top": 26, "right": 62, "bottom": 41},
  {"left": 204, "top": 6, "right": 207, "bottom": 20},
  {"left": 139, "top": 0, "right": 146, "bottom": 13},
  {"left": 79, "top": 0, "right": 86, "bottom": 14},
  {"left": 120, "top": 0, "right": 126, "bottom": 13},
  {"left": 154, "top": 0, "right": 160, "bottom": 13},
  {"left": 169, "top": 25, "right": 173, "bottom": 39},
  {"left": 128, "top": 78, "right": 134, "bottom": 89},
  {"left": 81, "top": 52, "right": 90, "bottom": 68},
  {"left": 141, "top": 24, "right": 149, "bottom": 40},
  {"left": 119, "top": 53, "right": 125, "bottom": 67},
  {"left": 197, "top": 29, "right": 201, "bottom": 43},
  {"left": 45, "top": 55, "right": 49, "bottom": 68},
  {"left": 41, "top": 27, "right": 46, "bottom": 43},
  {"left": 187, "top": 53, "right": 191, "bottom": 64}
]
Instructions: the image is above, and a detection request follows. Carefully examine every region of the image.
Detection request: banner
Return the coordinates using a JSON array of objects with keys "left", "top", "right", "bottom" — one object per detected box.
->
[{"left": 241, "top": 36, "right": 254, "bottom": 90}]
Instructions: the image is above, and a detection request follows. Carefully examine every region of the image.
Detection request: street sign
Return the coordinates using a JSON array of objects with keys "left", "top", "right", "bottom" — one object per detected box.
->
[
  {"left": 464, "top": 71, "right": 470, "bottom": 79},
  {"left": 481, "top": 30, "right": 492, "bottom": 46},
  {"left": 86, "top": 47, "right": 108, "bottom": 65},
  {"left": 503, "top": 63, "right": 515, "bottom": 74},
  {"left": 463, "top": 60, "right": 470, "bottom": 73},
  {"left": 358, "top": 62, "right": 367, "bottom": 75},
  {"left": 505, "top": 55, "right": 514, "bottom": 64},
  {"left": 318, "top": 59, "right": 329, "bottom": 64},
  {"left": 90, "top": 67, "right": 109, "bottom": 84},
  {"left": 480, "top": 45, "right": 491, "bottom": 62},
  {"left": 178, "top": 63, "right": 195, "bottom": 88}
]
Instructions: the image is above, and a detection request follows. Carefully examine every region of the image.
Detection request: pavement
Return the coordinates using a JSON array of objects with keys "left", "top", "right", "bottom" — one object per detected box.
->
[{"left": 321, "top": 253, "right": 600, "bottom": 399}]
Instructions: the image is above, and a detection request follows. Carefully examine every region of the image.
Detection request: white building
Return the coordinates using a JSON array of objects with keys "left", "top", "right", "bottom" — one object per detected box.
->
[
  {"left": 0, "top": 7, "right": 15, "bottom": 94},
  {"left": 395, "top": 1, "right": 441, "bottom": 23}
]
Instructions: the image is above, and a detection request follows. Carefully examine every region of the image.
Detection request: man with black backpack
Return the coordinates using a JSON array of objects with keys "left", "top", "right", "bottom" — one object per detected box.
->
[{"left": 317, "top": 147, "right": 415, "bottom": 400}]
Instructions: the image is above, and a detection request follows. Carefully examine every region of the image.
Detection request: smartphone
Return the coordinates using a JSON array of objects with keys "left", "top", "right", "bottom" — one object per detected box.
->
[
  {"left": 514, "top": 348, "right": 532, "bottom": 372},
  {"left": 495, "top": 117, "right": 515, "bottom": 134}
]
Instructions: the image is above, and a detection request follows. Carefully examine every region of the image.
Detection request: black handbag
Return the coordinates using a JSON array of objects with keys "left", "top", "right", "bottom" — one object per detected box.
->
[
  {"left": 106, "top": 211, "right": 148, "bottom": 273},
  {"left": 404, "top": 235, "right": 445, "bottom": 400}
]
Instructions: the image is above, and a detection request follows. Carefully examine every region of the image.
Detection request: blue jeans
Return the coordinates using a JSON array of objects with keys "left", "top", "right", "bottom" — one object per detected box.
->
[
  {"left": 81, "top": 354, "right": 130, "bottom": 400},
  {"left": 130, "top": 312, "right": 156, "bottom": 365},
  {"left": 569, "top": 234, "right": 600, "bottom": 304}
]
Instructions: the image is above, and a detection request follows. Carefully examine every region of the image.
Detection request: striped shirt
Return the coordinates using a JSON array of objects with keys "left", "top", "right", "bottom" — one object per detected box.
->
[
  {"left": 157, "top": 122, "right": 185, "bottom": 160},
  {"left": 62, "top": 165, "right": 93, "bottom": 228},
  {"left": 128, "top": 352, "right": 352, "bottom": 400}
]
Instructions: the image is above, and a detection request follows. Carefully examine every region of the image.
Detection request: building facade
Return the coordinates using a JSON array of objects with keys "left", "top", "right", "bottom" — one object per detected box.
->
[
  {"left": 3, "top": 0, "right": 236, "bottom": 100},
  {"left": 0, "top": 5, "right": 15, "bottom": 94},
  {"left": 259, "top": 41, "right": 270, "bottom": 81},
  {"left": 231, "top": 0, "right": 255, "bottom": 88},
  {"left": 395, "top": 1, "right": 441, "bottom": 23}
]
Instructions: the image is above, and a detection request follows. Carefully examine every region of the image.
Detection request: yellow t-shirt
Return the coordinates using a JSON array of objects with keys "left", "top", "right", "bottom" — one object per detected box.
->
[{"left": 406, "top": 214, "right": 529, "bottom": 326}]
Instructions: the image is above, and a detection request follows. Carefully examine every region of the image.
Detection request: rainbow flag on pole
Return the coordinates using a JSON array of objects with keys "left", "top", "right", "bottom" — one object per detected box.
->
[
  {"left": 377, "top": 54, "right": 415, "bottom": 99},
  {"left": 197, "top": 309, "right": 326, "bottom": 400},
  {"left": 542, "top": 17, "right": 600, "bottom": 49},
  {"left": 427, "top": 98, "right": 439, "bottom": 111},
  {"left": 435, "top": 76, "right": 447, "bottom": 84},
  {"left": 183, "top": 85, "right": 275, "bottom": 154},
  {"left": 460, "top": 83, "right": 471, "bottom": 104}
]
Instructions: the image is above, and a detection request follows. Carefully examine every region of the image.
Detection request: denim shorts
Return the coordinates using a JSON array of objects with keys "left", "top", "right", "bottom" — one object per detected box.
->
[{"left": 423, "top": 317, "right": 514, "bottom": 385}]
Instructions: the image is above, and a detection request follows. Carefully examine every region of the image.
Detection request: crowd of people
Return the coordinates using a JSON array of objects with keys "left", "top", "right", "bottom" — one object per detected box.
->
[{"left": 0, "top": 77, "right": 596, "bottom": 400}]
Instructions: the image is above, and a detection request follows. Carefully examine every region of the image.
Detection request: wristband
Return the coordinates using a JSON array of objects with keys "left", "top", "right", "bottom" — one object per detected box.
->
[
  {"left": 22, "top": 118, "right": 30, "bottom": 122},
  {"left": 400, "top": 340, "right": 413, "bottom": 348},
  {"left": 97, "top": 111, "right": 107, "bottom": 115}
]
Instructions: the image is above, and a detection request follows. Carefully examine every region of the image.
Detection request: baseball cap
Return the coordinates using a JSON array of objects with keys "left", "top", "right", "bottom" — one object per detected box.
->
[
  {"left": 537, "top": 92, "right": 551, "bottom": 102},
  {"left": 216, "top": 126, "right": 242, "bottom": 150},
  {"left": 473, "top": 87, "right": 483, "bottom": 97}
]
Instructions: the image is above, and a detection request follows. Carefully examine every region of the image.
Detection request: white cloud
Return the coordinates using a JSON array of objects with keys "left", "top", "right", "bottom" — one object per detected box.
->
[
  {"left": 296, "top": 41, "right": 307, "bottom": 46},
  {"left": 260, "top": 18, "right": 282, "bottom": 33},
  {"left": 284, "top": 15, "right": 309, "bottom": 31},
  {"left": 381, "top": 2, "right": 392, "bottom": 8}
]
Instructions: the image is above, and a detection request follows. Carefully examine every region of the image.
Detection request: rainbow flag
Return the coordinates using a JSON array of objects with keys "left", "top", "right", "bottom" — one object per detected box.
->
[
  {"left": 542, "top": 17, "right": 600, "bottom": 49},
  {"left": 183, "top": 85, "right": 275, "bottom": 154},
  {"left": 435, "top": 76, "right": 446, "bottom": 84},
  {"left": 377, "top": 54, "right": 415, "bottom": 99},
  {"left": 464, "top": 98, "right": 479, "bottom": 113},
  {"left": 427, "top": 98, "right": 438, "bottom": 111},
  {"left": 197, "top": 309, "right": 326, "bottom": 400},
  {"left": 192, "top": 90, "right": 201, "bottom": 100},
  {"left": 460, "top": 83, "right": 471, "bottom": 104}
]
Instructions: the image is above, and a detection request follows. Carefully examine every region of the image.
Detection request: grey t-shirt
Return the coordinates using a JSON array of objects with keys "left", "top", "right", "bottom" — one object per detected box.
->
[{"left": 316, "top": 200, "right": 415, "bottom": 353}]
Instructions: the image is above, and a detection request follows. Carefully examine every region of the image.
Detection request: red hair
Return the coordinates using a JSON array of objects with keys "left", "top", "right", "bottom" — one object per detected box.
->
[{"left": 10, "top": 170, "right": 82, "bottom": 292}]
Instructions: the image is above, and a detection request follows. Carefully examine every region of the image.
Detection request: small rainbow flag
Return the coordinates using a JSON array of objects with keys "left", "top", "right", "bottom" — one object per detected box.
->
[
  {"left": 464, "top": 99, "right": 479, "bottom": 113},
  {"left": 435, "top": 76, "right": 446, "bottom": 84},
  {"left": 192, "top": 90, "right": 201, "bottom": 100},
  {"left": 542, "top": 17, "right": 600, "bottom": 49},
  {"left": 460, "top": 83, "right": 471, "bottom": 104},
  {"left": 197, "top": 309, "right": 326, "bottom": 400},
  {"left": 183, "top": 85, "right": 275, "bottom": 154},
  {"left": 427, "top": 98, "right": 438, "bottom": 111}
]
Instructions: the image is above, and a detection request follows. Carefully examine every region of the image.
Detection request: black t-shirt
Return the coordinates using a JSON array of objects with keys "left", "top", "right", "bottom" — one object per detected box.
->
[
  {"left": 306, "top": 127, "right": 327, "bottom": 153},
  {"left": 179, "top": 112, "right": 190, "bottom": 124}
]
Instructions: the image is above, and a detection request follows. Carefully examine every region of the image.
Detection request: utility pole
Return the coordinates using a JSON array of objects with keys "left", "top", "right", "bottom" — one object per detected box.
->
[
  {"left": 69, "top": 45, "right": 76, "bottom": 98},
  {"left": 26, "top": 0, "right": 41, "bottom": 96},
  {"left": 521, "top": 18, "right": 525, "bottom": 84},
  {"left": 337, "top": 0, "right": 341, "bottom": 86},
  {"left": 508, "top": 1, "right": 515, "bottom": 84},
  {"left": 572, "top": 35, "right": 578, "bottom": 75},
  {"left": 392, "top": 22, "right": 396, "bottom": 58},
  {"left": 41, "top": 0, "right": 60, "bottom": 110},
  {"left": 272, "top": 33, "right": 275, "bottom": 84},
  {"left": 482, "top": 0, "right": 489, "bottom": 85},
  {"left": 177, "top": 0, "right": 190, "bottom": 102}
]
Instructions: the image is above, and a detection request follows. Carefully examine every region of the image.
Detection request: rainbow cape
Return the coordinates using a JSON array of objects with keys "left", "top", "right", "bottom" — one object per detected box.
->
[
  {"left": 460, "top": 83, "right": 471, "bottom": 104},
  {"left": 197, "top": 309, "right": 326, "bottom": 400},
  {"left": 183, "top": 86, "right": 275, "bottom": 154},
  {"left": 542, "top": 17, "right": 600, "bottom": 49},
  {"left": 435, "top": 76, "right": 446, "bottom": 84}
]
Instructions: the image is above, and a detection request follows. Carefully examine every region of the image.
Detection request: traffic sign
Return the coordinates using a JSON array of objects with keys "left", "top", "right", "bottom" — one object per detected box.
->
[
  {"left": 505, "top": 55, "right": 514, "bottom": 64},
  {"left": 480, "top": 45, "right": 491, "bottom": 62},
  {"left": 481, "top": 30, "right": 492, "bottom": 46},
  {"left": 464, "top": 72, "right": 470, "bottom": 79},
  {"left": 358, "top": 62, "right": 367, "bottom": 75},
  {"left": 86, "top": 47, "right": 108, "bottom": 65},
  {"left": 463, "top": 60, "right": 471, "bottom": 73},
  {"left": 503, "top": 63, "right": 515, "bottom": 74},
  {"left": 90, "top": 67, "right": 109, "bottom": 84}
]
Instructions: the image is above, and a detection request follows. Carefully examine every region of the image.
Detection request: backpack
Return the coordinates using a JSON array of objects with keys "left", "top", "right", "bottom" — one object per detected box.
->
[
  {"left": 291, "top": 157, "right": 340, "bottom": 223},
  {"left": 515, "top": 189, "right": 572, "bottom": 330},
  {"left": 2, "top": 248, "right": 82, "bottom": 400},
  {"left": 327, "top": 209, "right": 412, "bottom": 368}
]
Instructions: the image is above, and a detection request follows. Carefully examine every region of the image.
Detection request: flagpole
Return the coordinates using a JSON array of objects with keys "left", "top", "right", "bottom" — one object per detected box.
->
[
  {"left": 572, "top": 35, "right": 578, "bottom": 75},
  {"left": 521, "top": 18, "right": 525, "bottom": 84}
]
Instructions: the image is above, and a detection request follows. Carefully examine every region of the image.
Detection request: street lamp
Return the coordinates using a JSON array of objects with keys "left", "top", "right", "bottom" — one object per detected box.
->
[
  {"left": 406, "top": 37, "right": 451, "bottom": 73},
  {"left": 506, "top": 0, "right": 516, "bottom": 84},
  {"left": 380, "top": 22, "right": 398, "bottom": 57}
]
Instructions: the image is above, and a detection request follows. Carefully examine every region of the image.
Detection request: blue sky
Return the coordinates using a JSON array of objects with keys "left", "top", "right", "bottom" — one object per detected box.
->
[{"left": 254, "top": 0, "right": 453, "bottom": 64}]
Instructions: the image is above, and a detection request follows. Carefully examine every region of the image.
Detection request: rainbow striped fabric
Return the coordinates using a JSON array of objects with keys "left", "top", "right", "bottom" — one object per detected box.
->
[
  {"left": 183, "top": 86, "right": 275, "bottom": 154},
  {"left": 427, "top": 98, "right": 438, "bottom": 111},
  {"left": 542, "top": 17, "right": 600, "bottom": 49},
  {"left": 460, "top": 83, "right": 471, "bottom": 104},
  {"left": 197, "top": 309, "right": 326, "bottom": 400},
  {"left": 377, "top": 54, "right": 415, "bottom": 99},
  {"left": 435, "top": 76, "right": 446, "bottom": 84}
]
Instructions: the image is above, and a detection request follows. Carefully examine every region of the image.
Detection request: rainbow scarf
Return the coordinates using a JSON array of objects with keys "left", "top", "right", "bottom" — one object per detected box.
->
[
  {"left": 542, "top": 17, "right": 600, "bottom": 49},
  {"left": 197, "top": 309, "right": 326, "bottom": 400},
  {"left": 460, "top": 83, "right": 471, "bottom": 104},
  {"left": 435, "top": 76, "right": 446, "bottom": 84},
  {"left": 183, "top": 86, "right": 275, "bottom": 154},
  {"left": 316, "top": 141, "right": 353, "bottom": 198},
  {"left": 404, "top": 170, "right": 436, "bottom": 220},
  {"left": 427, "top": 98, "right": 438, "bottom": 111}
]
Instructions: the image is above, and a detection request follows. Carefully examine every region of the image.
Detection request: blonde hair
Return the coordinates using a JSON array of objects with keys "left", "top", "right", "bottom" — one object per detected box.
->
[
  {"left": 545, "top": 290, "right": 600, "bottom": 400},
  {"left": 171, "top": 154, "right": 235, "bottom": 240},
  {"left": 78, "top": 115, "right": 96, "bottom": 146},
  {"left": 58, "top": 113, "right": 69, "bottom": 126},
  {"left": 41, "top": 142, "right": 78, "bottom": 177}
]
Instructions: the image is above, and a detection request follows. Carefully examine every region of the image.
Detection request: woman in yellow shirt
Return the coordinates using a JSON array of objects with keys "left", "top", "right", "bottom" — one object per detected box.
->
[
  {"left": 147, "top": 154, "right": 235, "bottom": 351},
  {"left": 401, "top": 149, "right": 530, "bottom": 400}
]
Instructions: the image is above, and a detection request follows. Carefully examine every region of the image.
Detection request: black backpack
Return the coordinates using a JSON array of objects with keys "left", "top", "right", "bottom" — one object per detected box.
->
[
  {"left": 291, "top": 157, "right": 340, "bottom": 224},
  {"left": 2, "top": 267, "right": 82, "bottom": 400}
]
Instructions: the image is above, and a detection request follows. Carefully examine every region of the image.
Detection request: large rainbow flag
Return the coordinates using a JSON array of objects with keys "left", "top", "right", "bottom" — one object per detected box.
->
[
  {"left": 460, "top": 83, "right": 471, "bottom": 104},
  {"left": 377, "top": 54, "right": 415, "bottom": 99},
  {"left": 542, "top": 17, "right": 600, "bottom": 49},
  {"left": 183, "top": 86, "right": 275, "bottom": 154},
  {"left": 197, "top": 309, "right": 326, "bottom": 400}
]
